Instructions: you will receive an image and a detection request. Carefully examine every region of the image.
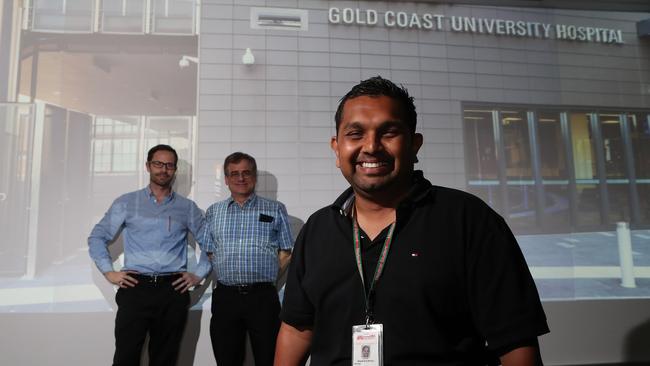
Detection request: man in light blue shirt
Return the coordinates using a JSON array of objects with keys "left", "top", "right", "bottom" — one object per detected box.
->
[
  {"left": 199, "top": 151, "right": 293, "bottom": 366},
  {"left": 88, "top": 144, "right": 210, "bottom": 366}
]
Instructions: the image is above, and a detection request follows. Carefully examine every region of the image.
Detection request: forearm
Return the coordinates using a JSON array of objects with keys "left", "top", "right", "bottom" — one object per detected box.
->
[
  {"left": 193, "top": 246, "right": 213, "bottom": 279},
  {"left": 88, "top": 232, "right": 115, "bottom": 273},
  {"left": 88, "top": 201, "right": 125, "bottom": 273},
  {"left": 500, "top": 345, "right": 542, "bottom": 366},
  {"left": 278, "top": 250, "right": 292, "bottom": 274},
  {"left": 274, "top": 322, "right": 312, "bottom": 366}
]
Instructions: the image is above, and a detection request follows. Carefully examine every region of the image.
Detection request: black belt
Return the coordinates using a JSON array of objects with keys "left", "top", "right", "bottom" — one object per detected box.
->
[
  {"left": 216, "top": 281, "right": 274, "bottom": 295},
  {"left": 132, "top": 273, "right": 182, "bottom": 285}
]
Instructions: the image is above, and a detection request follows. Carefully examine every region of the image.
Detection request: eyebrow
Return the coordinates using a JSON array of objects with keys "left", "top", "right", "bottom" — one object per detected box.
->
[{"left": 341, "top": 120, "right": 405, "bottom": 131}]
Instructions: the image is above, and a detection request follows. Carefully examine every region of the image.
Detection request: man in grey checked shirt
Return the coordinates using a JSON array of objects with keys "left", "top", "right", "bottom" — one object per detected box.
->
[{"left": 199, "top": 151, "right": 293, "bottom": 366}]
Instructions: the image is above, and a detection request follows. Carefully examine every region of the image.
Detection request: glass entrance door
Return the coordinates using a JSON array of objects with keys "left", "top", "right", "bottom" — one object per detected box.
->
[
  {"left": 500, "top": 109, "right": 537, "bottom": 231},
  {"left": 568, "top": 112, "right": 603, "bottom": 228},
  {"left": 599, "top": 113, "right": 633, "bottom": 224}
]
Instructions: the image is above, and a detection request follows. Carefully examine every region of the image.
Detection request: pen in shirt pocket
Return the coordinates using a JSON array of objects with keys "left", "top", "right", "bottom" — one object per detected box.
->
[{"left": 168, "top": 216, "right": 171, "bottom": 232}]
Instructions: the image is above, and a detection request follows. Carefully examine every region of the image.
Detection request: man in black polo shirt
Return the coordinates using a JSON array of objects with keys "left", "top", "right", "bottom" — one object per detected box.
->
[{"left": 275, "top": 76, "right": 549, "bottom": 366}]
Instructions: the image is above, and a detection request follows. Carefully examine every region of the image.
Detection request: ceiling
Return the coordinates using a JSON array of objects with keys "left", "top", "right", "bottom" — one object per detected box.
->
[{"left": 18, "top": 33, "right": 198, "bottom": 116}]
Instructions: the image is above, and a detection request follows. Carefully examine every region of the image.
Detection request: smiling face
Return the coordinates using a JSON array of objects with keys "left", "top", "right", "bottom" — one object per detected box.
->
[
  {"left": 225, "top": 159, "right": 257, "bottom": 202},
  {"left": 331, "top": 95, "right": 422, "bottom": 199},
  {"left": 146, "top": 150, "right": 177, "bottom": 189}
]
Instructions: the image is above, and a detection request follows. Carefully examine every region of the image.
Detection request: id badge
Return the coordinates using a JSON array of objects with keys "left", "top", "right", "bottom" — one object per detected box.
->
[{"left": 352, "top": 324, "right": 383, "bottom": 366}]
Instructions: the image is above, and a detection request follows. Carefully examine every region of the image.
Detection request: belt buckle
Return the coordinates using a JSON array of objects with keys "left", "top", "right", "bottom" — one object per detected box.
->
[
  {"left": 146, "top": 274, "right": 159, "bottom": 285},
  {"left": 237, "top": 285, "right": 249, "bottom": 295}
]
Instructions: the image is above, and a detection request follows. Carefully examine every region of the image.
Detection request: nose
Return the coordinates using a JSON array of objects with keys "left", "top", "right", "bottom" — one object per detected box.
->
[{"left": 361, "top": 131, "right": 382, "bottom": 154}]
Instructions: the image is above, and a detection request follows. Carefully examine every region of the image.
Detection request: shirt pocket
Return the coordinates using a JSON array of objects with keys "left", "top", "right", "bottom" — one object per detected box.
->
[
  {"left": 252, "top": 213, "right": 275, "bottom": 245},
  {"left": 164, "top": 215, "right": 186, "bottom": 237}
]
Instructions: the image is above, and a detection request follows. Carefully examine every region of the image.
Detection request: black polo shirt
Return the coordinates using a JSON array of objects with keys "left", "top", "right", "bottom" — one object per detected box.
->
[{"left": 281, "top": 171, "right": 549, "bottom": 366}]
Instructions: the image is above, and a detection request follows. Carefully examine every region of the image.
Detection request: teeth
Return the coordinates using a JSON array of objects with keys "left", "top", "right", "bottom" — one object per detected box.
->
[{"left": 361, "top": 162, "right": 383, "bottom": 168}]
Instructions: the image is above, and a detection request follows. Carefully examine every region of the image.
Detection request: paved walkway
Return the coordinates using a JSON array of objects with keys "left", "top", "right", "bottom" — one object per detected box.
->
[{"left": 519, "top": 229, "right": 650, "bottom": 300}]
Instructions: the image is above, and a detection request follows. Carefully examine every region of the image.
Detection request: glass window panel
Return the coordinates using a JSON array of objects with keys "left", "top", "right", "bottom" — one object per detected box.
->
[
  {"left": 501, "top": 110, "right": 532, "bottom": 180},
  {"left": 600, "top": 113, "right": 626, "bottom": 179},
  {"left": 501, "top": 109, "right": 536, "bottom": 231},
  {"left": 570, "top": 112, "right": 601, "bottom": 227},
  {"left": 32, "top": 0, "right": 94, "bottom": 32},
  {"left": 92, "top": 117, "right": 140, "bottom": 174},
  {"left": 463, "top": 108, "right": 497, "bottom": 180},
  {"left": 152, "top": 0, "right": 195, "bottom": 34},
  {"left": 538, "top": 112, "right": 568, "bottom": 180},
  {"left": 628, "top": 113, "right": 650, "bottom": 179},
  {"left": 599, "top": 113, "right": 630, "bottom": 223},
  {"left": 101, "top": 0, "right": 146, "bottom": 33},
  {"left": 537, "top": 111, "right": 570, "bottom": 231},
  {"left": 463, "top": 107, "right": 500, "bottom": 208}
]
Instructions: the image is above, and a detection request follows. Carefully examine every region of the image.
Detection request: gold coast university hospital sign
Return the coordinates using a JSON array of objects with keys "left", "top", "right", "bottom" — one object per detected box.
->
[{"left": 328, "top": 7, "right": 625, "bottom": 44}]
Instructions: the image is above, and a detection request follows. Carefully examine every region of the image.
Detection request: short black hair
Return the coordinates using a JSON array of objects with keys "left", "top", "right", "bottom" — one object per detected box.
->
[
  {"left": 334, "top": 76, "right": 417, "bottom": 134},
  {"left": 223, "top": 152, "right": 257, "bottom": 176},
  {"left": 147, "top": 144, "right": 178, "bottom": 164}
]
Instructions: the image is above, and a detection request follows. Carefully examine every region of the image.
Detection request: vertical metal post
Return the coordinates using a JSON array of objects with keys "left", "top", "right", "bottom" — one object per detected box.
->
[
  {"left": 145, "top": 0, "right": 152, "bottom": 33},
  {"left": 29, "top": 43, "right": 39, "bottom": 102},
  {"left": 617, "top": 222, "right": 636, "bottom": 288},
  {"left": 590, "top": 112, "right": 610, "bottom": 226},
  {"left": 0, "top": 0, "right": 13, "bottom": 101},
  {"left": 195, "top": 0, "right": 200, "bottom": 35},
  {"left": 93, "top": 0, "right": 101, "bottom": 32},
  {"left": 25, "top": 102, "right": 44, "bottom": 279},
  {"left": 493, "top": 110, "right": 509, "bottom": 217},
  {"left": 560, "top": 112, "right": 579, "bottom": 229},
  {"left": 620, "top": 114, "right": 641, "bottom": 225},
  {"left": 527, "top": 110, "right": 545, "bottom": 229}
]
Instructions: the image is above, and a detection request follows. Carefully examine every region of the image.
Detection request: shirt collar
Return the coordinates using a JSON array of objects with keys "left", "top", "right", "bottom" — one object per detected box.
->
[
  {"left": 331, "top": 170, "right": 434, "bottom": 217},
  {"left": 144, "top": 185, "right": 175, "bottom": 204},
  {"left": 227, "top": 193, "right": 258, "bottom": 208}
]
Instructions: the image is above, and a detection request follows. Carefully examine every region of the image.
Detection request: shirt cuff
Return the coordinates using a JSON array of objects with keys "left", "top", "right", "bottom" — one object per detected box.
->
[{"left": 98, "top": 261, "right": 114, "bottom": 274}]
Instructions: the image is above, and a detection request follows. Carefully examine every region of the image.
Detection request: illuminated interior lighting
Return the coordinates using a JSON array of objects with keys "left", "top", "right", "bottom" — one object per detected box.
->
[{"left": 463, "top": 109, "right": 493, "bottom": 113}]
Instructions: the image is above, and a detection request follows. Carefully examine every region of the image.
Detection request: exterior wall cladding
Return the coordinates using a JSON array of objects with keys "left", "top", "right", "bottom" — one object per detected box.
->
[{"left": 195, "top": 0, "right": 650, "bottom": 222}]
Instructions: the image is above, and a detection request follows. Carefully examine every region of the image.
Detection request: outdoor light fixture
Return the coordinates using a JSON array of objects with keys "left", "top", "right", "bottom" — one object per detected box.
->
[
  {"left": 179, "top": 55, "right": 199, "bottom": 68},
  {"left": 242, "top": 48, "right": 255, "bottom": 65}
]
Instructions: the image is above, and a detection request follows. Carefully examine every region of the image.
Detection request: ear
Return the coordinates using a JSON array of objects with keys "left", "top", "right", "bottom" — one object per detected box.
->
[
  {"left": 330, "top": 136, "right": 341, "bottom": 168},
  {"left": 412, "top": 133, "right": 423, "bottom": 163},
  {"left": 145, "top": 161, "right": 151, "bottom": 174}
]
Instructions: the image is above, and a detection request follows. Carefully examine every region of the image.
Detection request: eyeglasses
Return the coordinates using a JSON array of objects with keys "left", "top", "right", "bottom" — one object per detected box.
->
[
  {"left": 149, "top": 161, "right": 177, "bottom": 170},
  {"left": 227, "top": 170, "right": 254, "bottom": 179}
]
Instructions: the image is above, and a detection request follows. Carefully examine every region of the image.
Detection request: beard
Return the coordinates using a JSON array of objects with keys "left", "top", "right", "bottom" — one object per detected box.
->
[{"left": 151, "top": 173, "right": 174, "bottom": 187}]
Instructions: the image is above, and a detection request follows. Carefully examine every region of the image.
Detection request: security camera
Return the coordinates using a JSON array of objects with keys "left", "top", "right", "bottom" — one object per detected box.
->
[{"left": 178, "top": 55, "right": 198, "bottom": 69}]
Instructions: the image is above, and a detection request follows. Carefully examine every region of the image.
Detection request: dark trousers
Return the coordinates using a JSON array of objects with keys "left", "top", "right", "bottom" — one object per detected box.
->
[
  {"left": 210, "top": 283, "right": 281, "bottom": 366},
  {"left": 113, "top": 280, "right": 190, "bottom": 366}
]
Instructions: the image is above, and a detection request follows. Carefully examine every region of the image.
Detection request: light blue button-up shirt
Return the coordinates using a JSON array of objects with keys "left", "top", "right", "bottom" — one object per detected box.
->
[
  {"left": 199, "top": 194, "right": 293, "bottom": 285},
  {"left": 88, "top": 187, "right": 211, "bottom": 278}
]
